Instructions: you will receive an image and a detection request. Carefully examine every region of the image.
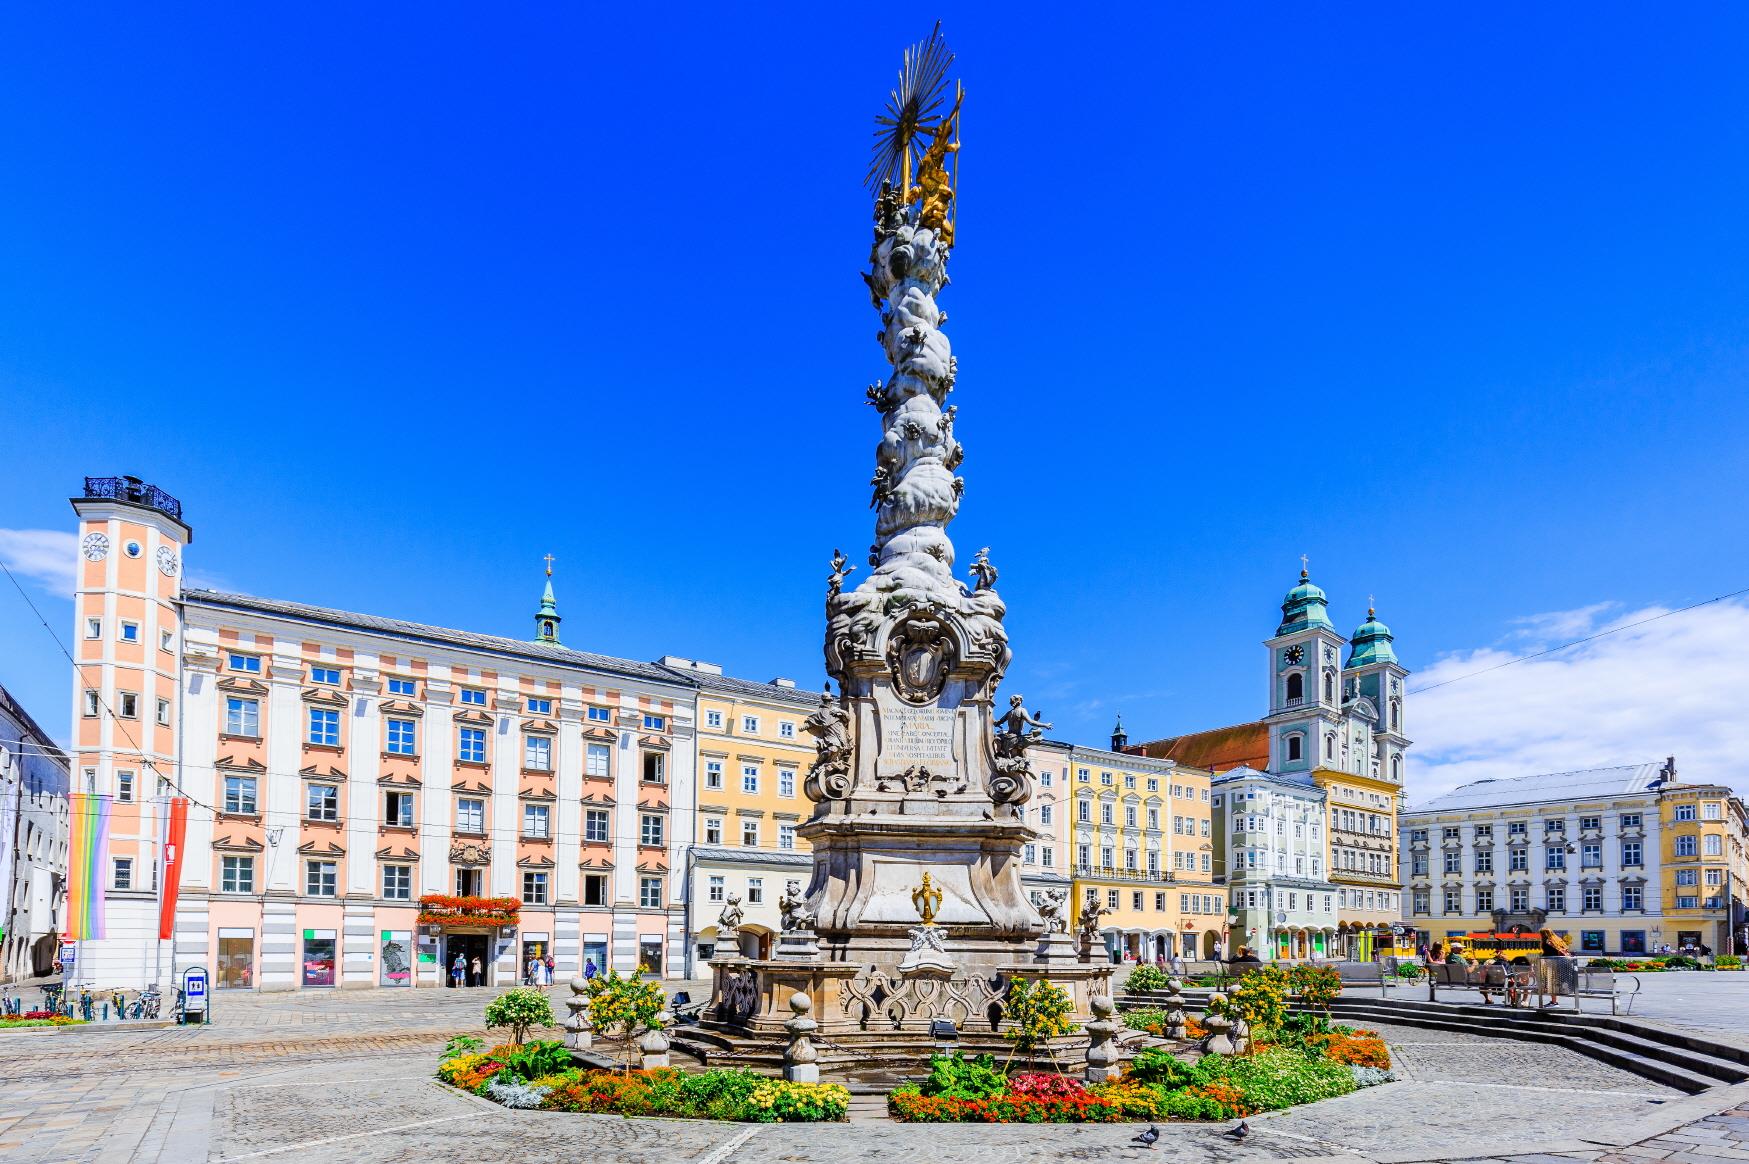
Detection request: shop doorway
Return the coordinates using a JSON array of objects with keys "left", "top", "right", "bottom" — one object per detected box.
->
[{"left": 443, "top": 933, "right": 492, "bottom": 987}]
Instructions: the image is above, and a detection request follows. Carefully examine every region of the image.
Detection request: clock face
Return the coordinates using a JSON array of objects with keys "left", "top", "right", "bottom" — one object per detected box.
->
[
  {"left": 81, "top": 532, "right": 110, "bottom": 562},
  {"left": 156, "top": 546, "right": 178, "bottom": 577},
  {"left": 1284, "top": 645, "right": 1304, "bottom": 665}
]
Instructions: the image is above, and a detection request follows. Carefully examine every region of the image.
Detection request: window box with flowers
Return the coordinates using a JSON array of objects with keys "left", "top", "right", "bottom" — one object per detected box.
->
[{"left": 417, "top": 894, "right": 522, "bottom": 928}]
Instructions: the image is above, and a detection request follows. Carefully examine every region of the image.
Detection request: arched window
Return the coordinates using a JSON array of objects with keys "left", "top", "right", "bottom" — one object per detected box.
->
[
  {"left": 1391, "top": 754, "right": 1403, "bottom": 781},
  {"left": 1389, "top": 699, "right": 1401, "bottom": 732},
  {"left": 1323, "top": 670, "right": 1336, "bottom": 703},
  {"left": 1324, "top": 732, "right": 1336, "bottom": 761},
  {"left": 1285, "top": 672, "right": 1304, "bottom": 702},
  {"left": 1286, "top": 734, "right": 1303, "bottom": 762}
]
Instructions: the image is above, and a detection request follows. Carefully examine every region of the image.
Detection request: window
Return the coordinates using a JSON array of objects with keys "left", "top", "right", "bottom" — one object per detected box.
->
[
  {"left": 1101, "top": 771, "right": 1113, "bottom": 786},
  {"left": 640, "top": 813, "right": 664, "bottom": 847},
  {"left": 310, "top": 666, "right": 340, "bottom": 685},
  {"left": 383, "top": 864, "right": 412, "bottom": 900},
  {"left": 1582, "top": 886, "right": 1603, "bottom": 912},
  {"left": 119, "top": 692, "right": 139, "bottom": 719},
  {"left": 114, "top": 857, "right": 134, "bottom": 890},
  {"left": 1509, "top": 887, "right": 1529, "bottom": 911},
  {"left": 742, "top": 819, "right": 759, "bottom": 847},
  {"left": 1131, "top": 890, "right": 1143, "bottom": 910},
  {"left": 115, "top": 620, "right": 140, "bottom": 645},
  {"left": 1100, "top": 803, "right": 1113, "bottom": 826},
  {"left": 708, "top": 875, "right": 725, "bottom": 902},
  {"left": 221, "top": 855, "right": 254, "bottom": 894},
  {"left": 1101, "top": 846, "right": 1114, "bottom": 867},
  {"left": 639, "top": 877, "right": 662, "bottom": 908},
  {"left": 1412, "top": 890, "right": 1429, "bottom": 915},
  {"left": 1622, "top": 841, "right": 1642, "bottom": 867},
  {"left": 223, "top": 775, "right": 257, "bottom": 814},
  {"left": 458, "top": 727, "right": 486, "bottom": 764},
  {"left": 1677, "top": 895, "right": 1699, "bottom": 909},
  {"left": 779, "top": 824, "right": 796, "bottom": 850},
  {"left": 587, "top": 706, "right": 612, "bottom": 722},
  {"left": 1443, "top": 851, "right": 1462, "bottom": 874},
  {"left": 160, "top": 628, "right": 175, "bottom": 651},
  {"left": 155, "top": 697, "right": 171, "bottom": 726},
  {"left": 85, "top": 617, "right": 102, "bottom": 639},
  {"left": 1675, "top": 869, "right": 1698, "bottom": 886},
  {"left": 1077, "top": 844, "right": 1090, "bottom": 867},
  {"left": 1545, "top": 818, "right": 1565, "bottom": 833},
  {"left": 705, "top": 761, "right": 724, "bottom": 790},
  {"left": 1286, "top": 734, "right": 1303, "bottom": 762},
  {"left": 306, "top": 784, "right": 339, "bottom": 822},
  {"left": 460, "top": 688, "right": 486, "bottom": 706},
  {"left": 1078, "top": 800, "right": 1091, "bottom": 824},
  {"left": 306, "top": 860, "right": 337, "bottom": 896},
  {"left": 380, "top": 717, "right": 415, "bottom": 756},
  {"left": 387, "top": 677, "right": 416, "bottom": 696},
  {"left": 308, "top": 708, "right": 340, "bottom": 746},
  {"left": 1043, "top": 847, "right": 1055, "bottom": 867},
  {"left": 1411, "top": 853, "right": 1429, "bottom": 876},
  {"left": 779, "top": 721, "right": 795, "bottom": 739},
  {"left": 1107, "top": 890, "right": 1119, "bottom": 910},
  {"left": 384, "top": 791, "right": 414, "bottom": 827},
  {"left": 1077, "top": 768, "right": 1090, "bottom": 783},
  {"left": 229, "top": 653, "right": 261, "bottom": 673},
  {"left": 586, "top": 743, "right": 611, "bottom": 777},
  {"left": 456, "top": 798, "right": 485, "bottom": 834},
  {"left": 747, "top": 877, "right": 764, "bottom": 904},
  {"left": 1323, "top": 671, "right": 1335, "bottom": 702},
  {"left": 1475, "top": 888, "right": 1494, "bottom": 912},
  {"left": 1546, "top": 885, "right": 1565, "bottom": 912},
  {"left": 225, "top": 697, "right": 259, "bottom": 737},
  {"left": 1041, "top": 805, "right": 1054, "bottom": 825},
  {"left": 742, "top": 766, "right": 760, "bottom": 794},
  {"left": 1123, "top": 775, "right": 1136, "bottom": 790},
  {"left": 1675, "top": 835, "right": 1697, "bottom": 857},
  {"left": 1580, "top": 930, "right": 1606, "bottom": 953},
  {"left": 1324, "top": 732, "right": 1336, "bottom": 761},
  {"left": 1581, "top": 843, "right": 1601, "bottom": 867},
  {"left": 523, "top": 871, "right": 549, "bottom": 904},
  {"left": 585, "top": 809, "right": 610, "bottom": 843},
  {"left": 1674, "top": 804, "right": 1696, "bottom": 822},
  {"left": 1285, "top": 672, "right": 1304, "bottom": 701},
  {"left": 523, "top": 735, "right": 552, "bottom": 771},
  {"left": 83, "top": 689, "right": 99, "bottom": 717},
  {"left": 1704, "top": 835, "right": 1723, "bottom": 856},
  {"left": 525, "top": 696, "right": 552, "bottom": 714},
  {"left": 643, "top": 714, "right": 666, "bottom": 731},
  {"left": 741, "top": 715, "right": 759, "bottom": 734},
  {"left": 1620, "top": 813, "right": 1641, "bottom": 829},
  {"left": 642, "top": 752, "right": 665, "bottom": 783},
  {"left": 779, "top": 769, "right": 796, "bottom": 798},
  {"left": 1579, "top": 816, "right": 1601, "bottom": 831},
  {"left": 1442, "top": 887, "right": 1461, "bottom": 913},
  {"left": 584, "top": 874, "right": 608, "bottom": 906},
  {"left": 704, "top": 817, "right": 723, "bottom": 844},
  {"left": 1622, "top": 884, "right": 1643, "bottom": 911},
  {"left": 524, "top": 804, "right": 551, "bottom": 839},
  {"left": 705, "top": 709, "right": 723, "bottom": 729},
  {"left": 1509, "top": 848, "right": 1528, "bottom": 872},
  {"left": 1125, "top": 805, "right": 1137, "bottom": 828},
  {"left": 1703, "top": 802, "right": 1722, "bottom": 820},
  {"left": 1474, "top": 850, "right": 1493, "bottom": 874}
]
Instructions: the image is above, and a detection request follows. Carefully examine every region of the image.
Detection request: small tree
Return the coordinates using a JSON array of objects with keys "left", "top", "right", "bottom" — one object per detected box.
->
[
  {"left": 1003, "top": 977, "right": 1076, "bottom": 1069},
  {"left": 583, "top": 968, "right": 667, "bottom": 1071},
  {"left": 1219, "top": 965, "right": 1288, "bottom": 1054},
  {"left": 1290, "top": 963, "right": 1342, "bottom": 1018},
  {"left": 484, "top": 986, "right": 555, "bottom": 1047},
  {"left": 1123, "top": 963, "right": 1170, "bottom": 994}
]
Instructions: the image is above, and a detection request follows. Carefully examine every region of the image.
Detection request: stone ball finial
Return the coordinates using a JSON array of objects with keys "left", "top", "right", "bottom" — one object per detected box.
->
[
  {"left": 789, "top": 991, "right": 812, "bottom": 1016},
  {"left": 1090, "top": 994, "right": 1113, "bottom": 1019},
  {"left": 569, "top": 977, "right": 588, "bottom": 994}
]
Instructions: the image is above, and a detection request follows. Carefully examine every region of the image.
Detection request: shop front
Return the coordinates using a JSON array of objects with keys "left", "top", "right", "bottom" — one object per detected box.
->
[
  {"left": 302, "top": 929, "right": 338, "bottom": 988},
  {"left": 217, "top": 928, "right": 254, "bottom": 989},
  {"left": 379, "top": 930, "right": 414, "bottom": 987}
]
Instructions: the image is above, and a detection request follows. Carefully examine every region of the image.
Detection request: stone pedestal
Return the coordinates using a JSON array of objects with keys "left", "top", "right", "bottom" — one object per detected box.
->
[{"left": 775, "top": 929, "right": 820, "bottom": 960}]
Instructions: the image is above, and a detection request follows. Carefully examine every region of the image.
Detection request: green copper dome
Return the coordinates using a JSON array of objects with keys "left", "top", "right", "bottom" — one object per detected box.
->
[
  {"left": 1276, "top": 569, "right": 1333, "bottom": 635},
  {"left": 1347, "top": 609, "right": 1396, "bottom": 666}
]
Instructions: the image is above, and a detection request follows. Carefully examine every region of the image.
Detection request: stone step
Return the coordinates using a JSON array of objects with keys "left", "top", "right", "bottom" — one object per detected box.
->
[{"left": 845, "top": 1091, "right": 891, "bottom": 1123}]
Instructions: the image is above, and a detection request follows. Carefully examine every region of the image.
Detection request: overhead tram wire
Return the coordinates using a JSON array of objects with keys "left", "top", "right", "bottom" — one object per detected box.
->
[{"left": 1406, "top": 583, "right": 1749, "bottom": 696}]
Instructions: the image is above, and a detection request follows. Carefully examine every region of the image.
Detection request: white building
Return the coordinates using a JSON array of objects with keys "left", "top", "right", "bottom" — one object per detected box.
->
[
  {"left": 1213, "top": 765, "right": 1338, "bottom": 959},
  {"left": 0, "top": 685, "right": 69, "bottom": 982}
]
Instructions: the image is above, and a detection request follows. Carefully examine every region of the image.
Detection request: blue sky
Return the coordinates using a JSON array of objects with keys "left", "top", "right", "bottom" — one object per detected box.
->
[{"left": 4, "top": 5, "right": 1748, "bottom": 798}]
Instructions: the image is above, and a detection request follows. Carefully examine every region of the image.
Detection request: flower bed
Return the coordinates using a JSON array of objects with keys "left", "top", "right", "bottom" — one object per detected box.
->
[
  {"left": 0, "top": 1014, "right": 84, "bottom": 1028},
  {"left": 889, "top": 1045, "right": 1391, "bottom": 1124},
  {"left": 416, "top": 894, "right": 521, "bottom": 928},
  {"left": 436, "top": 1042, "right": 848, "bottom": 1122}
]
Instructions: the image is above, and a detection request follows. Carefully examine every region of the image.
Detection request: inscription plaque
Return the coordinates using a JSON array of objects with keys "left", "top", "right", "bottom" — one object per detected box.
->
[{"left": 877, "top": 706, "right": 957, "bottom": 775}]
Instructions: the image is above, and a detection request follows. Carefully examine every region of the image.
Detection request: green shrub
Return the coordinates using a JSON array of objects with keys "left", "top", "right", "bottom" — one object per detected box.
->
[
  {"left": 1394, "top": 963, "right": 1425, "bottom": 980},
  {"left": 919, "top": 1052, "right": 1009, "bottom": 1100},
  {"left": 1155, "top": 1088, "right": 1230, "bottom": 1121},
  {"left": 441, "top": 1033, "right": 485, "bottom": 1059},
  {"left": 1198, "top": 1047, "right": 1357, "bottom": 1111},
  {"left": 1126, "top": 1047, "right": 1197, "bottom": 1088},
  {"left": 1715, "top": 954, "right": 1742, "bottom": 970},
  {"left": 1123, "top": 964, "right": 1170, "bottom": 993},
  {"left": 1121, "top": 1007, "right": 1167, "bottom": 1033},
  {"left": 1657, "top": 955, "right": 1701, "bottom": 970},
  {"left": 1004, "top": 978, "right": 1076, "bottom": 1065},
  {"left": 499, "top": 1039, "right": 572, "bottom": 1082},
  {"left": 484, "top": 987, "right": 555, "bottom": 1046}
]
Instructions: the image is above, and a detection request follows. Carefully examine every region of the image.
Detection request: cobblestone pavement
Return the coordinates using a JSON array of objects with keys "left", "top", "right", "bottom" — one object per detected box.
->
[{"left": 1, "top": 986, "right": 1745, "bottom": 1163}]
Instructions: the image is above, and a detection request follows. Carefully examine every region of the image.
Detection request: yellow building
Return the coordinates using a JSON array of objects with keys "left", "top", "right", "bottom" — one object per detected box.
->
[
  {"left": 1065, "top": 740, "right": 1220, "bottom": 964},
  {"left": 661, "top": 658, "right": 817, "bottom": 971},
  {"left": 1658, "top": 778, "right": 1749, "bottom": 954},
  {"left": 1315, "top": 768, "right": 1404, "bottom": 958}
]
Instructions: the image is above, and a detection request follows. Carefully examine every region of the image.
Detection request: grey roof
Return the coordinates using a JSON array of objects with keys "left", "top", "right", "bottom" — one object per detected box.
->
[
  {"left": 687, "top": 670, "right": 823, "bottom": 709},
  {"left": 184, "top": 590, "right": 693, "bottom": 687},
  {"left": 1410, "top": 764, "right": 1666, "bottom": 814},
  {"left": 1212, "top": 764, "right": 1321, "bottom": 792},
  {"left": 688, "top": 845, "right": 814, "bottom": 868}
]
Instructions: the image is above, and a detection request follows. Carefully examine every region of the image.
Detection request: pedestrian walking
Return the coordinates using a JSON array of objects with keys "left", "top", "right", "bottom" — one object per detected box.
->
[
  {"left": 470, "top": 955, "right": 483, "bottom": 986},
  {"left": 583, "top": 957, "right": 598, "bottom": 980},
  {"left": 451, "top": 953, "right": 465, "bottom": 989},
  {"left": 544, "top": 952, "right": 555, "bottom": 984}
]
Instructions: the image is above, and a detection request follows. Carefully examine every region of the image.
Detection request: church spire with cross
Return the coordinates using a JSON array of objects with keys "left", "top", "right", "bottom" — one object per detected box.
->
[{"left": 533, "top": 554, "right": 562, "bottom": 644}]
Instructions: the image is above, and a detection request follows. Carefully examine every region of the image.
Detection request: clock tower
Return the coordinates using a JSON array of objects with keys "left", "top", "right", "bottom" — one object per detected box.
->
[
  {"left": 68, "top": 476, "right": 191, "bottom": 985},
  {"left": 1262, "top": 565, "right": 1348, "bottom": 772}
]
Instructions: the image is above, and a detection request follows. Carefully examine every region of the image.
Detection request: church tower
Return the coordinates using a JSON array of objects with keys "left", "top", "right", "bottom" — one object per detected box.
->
[
  {"left": 533, "top": 556, "right": 561, "bottom": 645},
  {"left": 1345, "top": 604, "right": 1410, "bottom": 787},
  {"left": 1262, "top": 564, "right": 1349, "bottom": 772}
]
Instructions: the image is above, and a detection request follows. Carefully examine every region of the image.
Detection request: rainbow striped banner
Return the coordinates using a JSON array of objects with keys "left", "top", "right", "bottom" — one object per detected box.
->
[{"left": 66, "top": 792, "right": 110, "bottom": 940}]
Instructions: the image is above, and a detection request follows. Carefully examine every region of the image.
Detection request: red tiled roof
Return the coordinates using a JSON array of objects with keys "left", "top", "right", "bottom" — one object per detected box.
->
[{"left": 1135, "top": 720, "right": 1269, "bottom": 773}]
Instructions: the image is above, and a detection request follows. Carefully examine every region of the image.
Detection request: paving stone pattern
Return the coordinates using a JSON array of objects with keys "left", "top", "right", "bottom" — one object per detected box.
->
[{"left": 0, "top": 982, "right": 1745, "bottom": 1163}]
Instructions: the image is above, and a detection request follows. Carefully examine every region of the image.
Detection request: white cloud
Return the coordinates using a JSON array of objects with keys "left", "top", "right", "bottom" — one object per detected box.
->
[
  {"left": 0, "top": 529, "right": 76, "bottom": 596},
  {"left": 1411, "top": 597, "right": 1749, "bottom": 805}
]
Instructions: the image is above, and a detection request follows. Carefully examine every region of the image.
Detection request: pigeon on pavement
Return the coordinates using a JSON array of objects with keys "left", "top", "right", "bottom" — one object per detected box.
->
[
  {"left": 1130, "top": 1124, "right": 1161, "bottom": 1149},
  {"left": 1222, "top": 1119, "right": 1250, "bottom": 1140}
]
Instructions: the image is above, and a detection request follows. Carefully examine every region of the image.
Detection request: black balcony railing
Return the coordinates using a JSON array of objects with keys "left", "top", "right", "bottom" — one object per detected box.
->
[{"left": 83, "top": 476, "right": 182, "bottom": 522}]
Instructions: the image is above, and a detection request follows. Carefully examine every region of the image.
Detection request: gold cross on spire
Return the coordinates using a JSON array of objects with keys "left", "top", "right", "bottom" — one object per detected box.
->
[
  {"left": 1368, "top": 593, "right": 1375, "bottom": 617},
  {"left": 543, "top": 553, "right": 555, "bottom": 577},
  {"left": 1299, "top": 553, "right": 1310, "bottom": 579}
]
